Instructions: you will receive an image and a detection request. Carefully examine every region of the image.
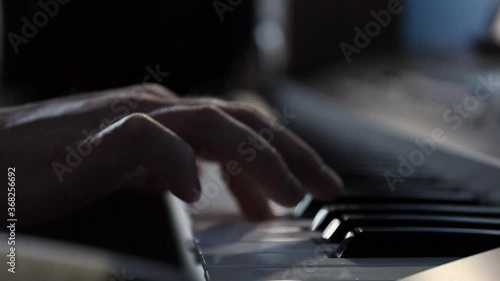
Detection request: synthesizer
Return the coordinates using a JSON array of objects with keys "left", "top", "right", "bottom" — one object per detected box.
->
[{"left": 188, "top": 79, "right": 500, "bottom": 281}]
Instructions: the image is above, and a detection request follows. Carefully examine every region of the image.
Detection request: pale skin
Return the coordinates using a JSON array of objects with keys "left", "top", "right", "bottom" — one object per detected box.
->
[{"left": 0, "top": 83, "right": 343, "bottom": 226}]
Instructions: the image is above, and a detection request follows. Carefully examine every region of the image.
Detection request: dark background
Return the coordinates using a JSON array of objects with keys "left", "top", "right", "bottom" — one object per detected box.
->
[
  {"left": 2, "top": 0, "right": 254, "bottom": 100},
  {"left": 2, "top": 0, "right": 498, "bottom": 101}
]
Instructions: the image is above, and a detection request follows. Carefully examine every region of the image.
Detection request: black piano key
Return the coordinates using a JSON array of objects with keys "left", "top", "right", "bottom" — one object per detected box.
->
[
  {"left": 335, "top": 191, "right": 478, "bottom": 205},
  {"left": 294, "top": 190, "right": 479, "bottom": 218},
  {"left": 344, "top": 180, "right": 460, "bottom": 193},
  {"left": 340, "top": 173, "right": 440, "bottom": 185},
  {"left": 339, "top": 172, "right": 456, "bottom": 191},
  {"left": 311, "top": 204, "right": 500, "bottom": 231},
  {"left": 322, "top": 214, "right": 500, "bottom": 243},
  {"left": 294, "top": 194, "right": 320, "bottom": 218},
  {"left": 335, "top": 227, "right": 500, "bottom": 258}
]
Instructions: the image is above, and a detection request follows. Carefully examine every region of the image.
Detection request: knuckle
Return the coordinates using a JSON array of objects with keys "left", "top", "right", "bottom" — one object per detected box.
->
[
  {"left": 196, "top": 105, "right": 226, "bottom": 124},
  {"left": 234, "top": 103, "right": 266, "bottom": 120},
  {"left": 138, "top": 83, "right": 178, "bottom": 98},
  {"left": 115, "top": 113, "right": 153, "bottom": 137},
  {"left": 117, "top": 85, "right": 152, "bottom": 104},
  {"left": 140, "top": 82, "right": 165, "bottom": 90},
  {"left": 237, "top": 103, "right": 259, "bottom": 114},
  {"left": 198, "top": 97, "right": 226, "bottom": 107}
]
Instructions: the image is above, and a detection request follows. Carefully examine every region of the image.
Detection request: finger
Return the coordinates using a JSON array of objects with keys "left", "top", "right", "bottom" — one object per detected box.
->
[
  {"left": 183, "top": 99, "right": 343, "bottom": 200},
  {"left": 28, "top": 84, "right": 178, "bottom": 130},
  {"left": 90, "top": 85, "right": 175, "bottom": 125},
  {"left": 227, "top": 172, "right": 276, "bottom": 221},
  {"left": 149, "top": 105, "right": 305, "bottom": 207},
  {"left": 121, "top": 165, "right": 169, "bottom": 192},
  {"left": 77, "top": 113, "right": 201, "bottom": 202},
  {"left": 64, "top": 83, "right": 179, "bottom": 103},
  {"left": 133, "top": 83, "right": 180, "bottom": 100}
]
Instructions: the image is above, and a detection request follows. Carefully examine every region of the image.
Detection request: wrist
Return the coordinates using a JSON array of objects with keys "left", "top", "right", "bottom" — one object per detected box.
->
[
  {"left": 0, "top": 106, "right": 26, "bottom": 130},
  {"left": 0, "top": 108, "right": 11, "bottom": 130}
]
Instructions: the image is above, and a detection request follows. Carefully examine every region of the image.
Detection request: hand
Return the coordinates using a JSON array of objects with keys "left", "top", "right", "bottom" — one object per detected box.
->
[{"left": 0, "top": 83, "right": 342, "bottom": 225}]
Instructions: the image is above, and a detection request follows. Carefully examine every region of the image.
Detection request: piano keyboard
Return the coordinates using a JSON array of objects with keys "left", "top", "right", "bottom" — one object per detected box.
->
[
  {"left": 7, "top": 163, "right": 499, "bottom": 281},
  {"left": 11, "top": 130, "right": 499, "bottom": 281},
  {"left": 193, "top": 169, "right": 500, "bottom": 281}
]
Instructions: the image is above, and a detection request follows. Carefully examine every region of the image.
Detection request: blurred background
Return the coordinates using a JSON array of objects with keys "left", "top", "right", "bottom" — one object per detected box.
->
[{"left": 1, "top": 0, "right": 500, "bottom": 98}]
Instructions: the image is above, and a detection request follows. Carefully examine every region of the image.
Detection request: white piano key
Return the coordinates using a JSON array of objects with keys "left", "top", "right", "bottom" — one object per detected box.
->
[
  {"left": 207, "top": 265, "right": 438, "bottom": 281},
  {"left": 204, "top": 253, "right": 455, "bottom": 268}
]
